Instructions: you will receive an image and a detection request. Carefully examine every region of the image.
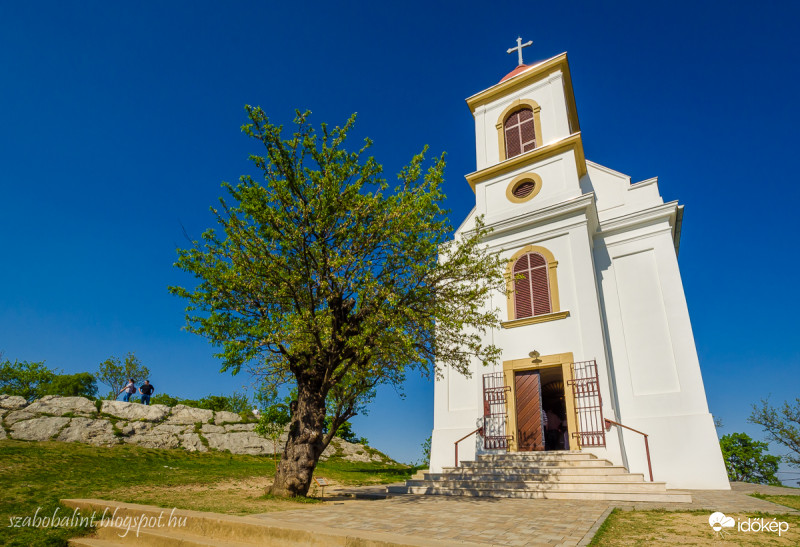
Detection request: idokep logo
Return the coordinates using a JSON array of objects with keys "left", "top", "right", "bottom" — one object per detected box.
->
[
  {"left": 708, "top": 512, "right": 735, "bottom": 532},
  {"left": 708, "top": 511, "right": 790, "bottom": 537}
]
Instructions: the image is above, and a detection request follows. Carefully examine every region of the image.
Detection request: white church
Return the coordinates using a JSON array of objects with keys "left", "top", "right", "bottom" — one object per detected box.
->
[{"left": 427, "top": 44, "right": 730, "bottom": 495}]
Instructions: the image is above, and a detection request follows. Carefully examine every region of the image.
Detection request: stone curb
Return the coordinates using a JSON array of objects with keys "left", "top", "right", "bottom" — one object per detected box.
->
[{"left": 577, "top": 506, "right": 614, "bottom": 546}]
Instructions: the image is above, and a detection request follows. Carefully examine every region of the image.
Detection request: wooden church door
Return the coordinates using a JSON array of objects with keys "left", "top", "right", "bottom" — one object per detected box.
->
[{"left": 515, "top": 369, "right": 545, "bottom": 451}]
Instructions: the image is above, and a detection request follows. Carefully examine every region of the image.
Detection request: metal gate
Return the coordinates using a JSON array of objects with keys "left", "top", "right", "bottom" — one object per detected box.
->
[
  {"left": 482, "top": 372, "right": 512, "bottom": 450},
  {"left": 567, "top": 360, "right": 606, "bottom": 447}
]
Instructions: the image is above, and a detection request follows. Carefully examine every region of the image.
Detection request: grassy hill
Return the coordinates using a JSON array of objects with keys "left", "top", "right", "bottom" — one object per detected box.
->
[{"left": 0, "top": 439, "right": 416, "bottom": 546}]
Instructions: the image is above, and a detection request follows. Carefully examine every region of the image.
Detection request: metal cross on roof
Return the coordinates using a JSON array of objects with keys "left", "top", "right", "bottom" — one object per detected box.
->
[{"left": 507, "top": 36, "right": 533, "bottom": 66}]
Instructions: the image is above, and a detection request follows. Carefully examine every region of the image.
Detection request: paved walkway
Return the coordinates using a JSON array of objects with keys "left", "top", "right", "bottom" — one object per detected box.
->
[{"left": 251, "top": 483, "right": 799, "bottom": 547}]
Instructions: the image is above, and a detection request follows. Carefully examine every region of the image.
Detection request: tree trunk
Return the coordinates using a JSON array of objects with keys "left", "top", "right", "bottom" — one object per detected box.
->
[{"left": 269, "top": 382, "right": 327, "bottom": 497}]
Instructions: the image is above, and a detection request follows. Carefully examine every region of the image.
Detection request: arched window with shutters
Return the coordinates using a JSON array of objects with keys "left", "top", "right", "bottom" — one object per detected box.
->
[
  {"left": 504, "top": 245, "right": 567, "bottom": 326},
  {"left": 512, "top": 252, "right": 551, "bottom": 318},
  {"left": 495, "top": 99, "right": 543, "bottom": 162},
  {"left": 504, "top": 108, "right": 536, "bottom": 159}
]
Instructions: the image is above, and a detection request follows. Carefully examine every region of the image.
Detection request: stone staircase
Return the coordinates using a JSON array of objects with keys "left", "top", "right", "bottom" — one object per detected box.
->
[{"left": 387, "top": 451, "right": 692, "bottom": 502}]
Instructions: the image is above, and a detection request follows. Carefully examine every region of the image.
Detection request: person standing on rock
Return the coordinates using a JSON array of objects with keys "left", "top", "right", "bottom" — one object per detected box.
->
[
  {"left": 139, "top": 380, "right": 155, "bottom": 405},
  {"left": 119, "top": 379, "right": 136, "bottom": 402}
]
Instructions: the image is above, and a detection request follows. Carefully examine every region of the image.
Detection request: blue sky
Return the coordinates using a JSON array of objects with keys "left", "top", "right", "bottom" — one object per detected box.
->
[{"left": 1, "top": 1, "right": 798, "bottom": 473}]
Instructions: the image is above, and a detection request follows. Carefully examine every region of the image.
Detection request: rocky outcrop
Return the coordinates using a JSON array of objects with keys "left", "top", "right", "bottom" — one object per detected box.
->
[
  {"left": 0, "top": 395, "right": 389, "bottom": 463},
  {"left": 57, "top": 417, "right": 117, "bottom": 446},
  {"left": 10, "top": 416, "right": 70, "bottom": 441},
  {"left": 26, "top": 395, "right": 96, "bottom": 417},
  {"left": 166, "top": 404, "right": 213, "bottom": 425},
  {"left": 101, "top": 400, "right": 170, "bottom": 422},
  {"left": 0, "top": 395, "right": 29, "bottom": 410}
]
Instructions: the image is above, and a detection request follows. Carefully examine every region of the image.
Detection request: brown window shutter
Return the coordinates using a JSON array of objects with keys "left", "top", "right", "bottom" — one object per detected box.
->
[
  {"left": 505, "top": 127, "right": 521, "bottom": 158},
  {"left": 514, "top": 270, "right": 533, "bottom": 319},
  {"left": 520, "top": 116, "right": 536, "bottom": 152},
  {"left": 512, "top": 252, "right": 551, "bottom": 319},
  {"left": 528, "top": 253, "right": 546, "bottom": 269},
  {"left": 530, "top": 264, "right": 551, "bottom": 315},
  {"left": 512, "top": 180, "right": 535, "bottom": 198},
  {"left": 503, "top": 108, "right": 536, "bottom": 159}
]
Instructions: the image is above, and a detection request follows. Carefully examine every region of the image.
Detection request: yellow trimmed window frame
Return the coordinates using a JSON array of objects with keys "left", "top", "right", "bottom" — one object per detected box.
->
[
  {"left": 505, "top": 172, "right": 543, "bottom": 204},
  {"left": 503, "top": 244, "right": 568, "bottom": 328},
  {"left": 496, "top": 98, "right": 543, "bottom": 162}
]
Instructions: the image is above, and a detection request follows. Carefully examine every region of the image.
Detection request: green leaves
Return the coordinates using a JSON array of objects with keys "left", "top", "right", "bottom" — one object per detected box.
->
[
  {"left": 719, "top": 432, "right": 781, "bottom": 485},
  {"left": 750, "top": 397, "right": 800, "bottom": 468},
  {"left": 96, "top": 352, "right": 150, "bottom": 399},
  {"left": 171, "top": 107, "right": 505, "bottom": 426},
  {"left": 0, "top": 359, "right": 56, "bottom": 401}
]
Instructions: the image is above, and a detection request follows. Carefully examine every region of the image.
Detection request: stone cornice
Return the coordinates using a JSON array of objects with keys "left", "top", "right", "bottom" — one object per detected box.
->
[
  {"left": 465, "top": 133, "right": 587, "bottom": 191},
  {"left": 478, "top": 192, "right": 597, "bottom": 241},
  {"left": 596, "top": 201, "right": 679, "bottom": 240},
  {"left": 501, "top": 310, "right": 570, "bottom": 328}
]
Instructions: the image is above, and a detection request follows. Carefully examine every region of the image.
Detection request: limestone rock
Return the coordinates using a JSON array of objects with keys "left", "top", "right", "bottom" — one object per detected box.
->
[
  {"left": 127, "top": 434, "right": 181, "bottom": 450},
  {"left": 57, "top": 418, "right": 118, "bottom": 446},
  {"left": 323, "top": 438, "right": 385, "bottom": 463},
  {"left": 125, "top": 426, "right": 182, "bottom": 450},
  {"left": 101, "top": 401, "right": 170, "bottom": 422},
  {"left": 223, "top": 423, "right": 257, "bottom": 432},
  {"left": 179, "top": 432, "right": 208, "bottom": 452},
  {"left": 0, "top": 395, "right": 392, "bottom": 464},
  {"left": 118, "top": 421, "right": 154, "bottom": 436},
  {"left": 4, "top": 409, "right": 38, "bottom": 425},
  {"left": 204, "top": 431, "right": 272, "bottom": 455},
  {"left": 10, "top": 416, "right": 70, "bottom": 441},
  {"left": 165, "top": 405, "right": 213, "bottom": 425},
  {"left": 214, "top": 410, "right": 242, "bottom": 424},
  {"left": 26, "top": 395, "right": 96, "bottom": 417},
  {"left": 0, "top": 395, "right": 28, "bottom": 410},
  {"left": 151, "top": 424, "right": 190, "bottom": 435}
]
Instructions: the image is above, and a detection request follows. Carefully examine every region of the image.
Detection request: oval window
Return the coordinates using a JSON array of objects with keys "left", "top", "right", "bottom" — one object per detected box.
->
[
  {"left": 506, "top": 173, "right": 542, "bottom": 203},
  {"left": 512, "top": 180, "right": 536, "bottom": 198}
]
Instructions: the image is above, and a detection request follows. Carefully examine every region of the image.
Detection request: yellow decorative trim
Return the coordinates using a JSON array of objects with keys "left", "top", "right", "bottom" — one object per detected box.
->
[
  {"left": 505, "top": 173, "right": 543, "bottom": 204},
  {"left": 495, "top": 99, "right": 543, "bottom": 162},
  {"left": 501, "top": 310, "right": 570, "bottom": 328},
  {"left": 465, "top": 133, "right": 586, "bottom": 191},
  {"left": 505, "top": 245, "right": 561, "bottom": 321},
  {"left": 466, "top": 53, "right": 580, "bottom": 135},
  {"left": 502, "top": 352, "right": 579, "bottom": 452}
]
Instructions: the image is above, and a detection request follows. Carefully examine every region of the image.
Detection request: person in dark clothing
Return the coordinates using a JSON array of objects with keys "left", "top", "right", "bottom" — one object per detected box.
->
[
  {"left": 545, "top": 406, "right": 562, "bottom": 450},
  {"left": 139, "top": 380, "right": 155, "bottom": 405}
]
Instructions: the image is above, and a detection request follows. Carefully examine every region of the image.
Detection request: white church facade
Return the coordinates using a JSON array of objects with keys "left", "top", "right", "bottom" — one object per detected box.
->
[{"left": 430, "top": 50, "right": 730, "bottom": 491}]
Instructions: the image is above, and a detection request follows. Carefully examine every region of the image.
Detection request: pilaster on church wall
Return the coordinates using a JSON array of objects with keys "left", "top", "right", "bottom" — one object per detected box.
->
[{"left": 596, "top": 219, "right": 711, "bottom": 420}]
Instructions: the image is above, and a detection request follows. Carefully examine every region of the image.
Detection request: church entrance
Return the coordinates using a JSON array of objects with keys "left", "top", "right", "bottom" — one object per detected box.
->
[{"left": 514, "top": 365, "right": 570, "bottom": 451}]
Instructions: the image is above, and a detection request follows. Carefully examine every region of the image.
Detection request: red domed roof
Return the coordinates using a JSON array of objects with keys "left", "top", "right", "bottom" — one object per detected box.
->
[
  {"left": 499, "top": 60, "right": 545, "bottom": 83},
  {"left": 500, "top": 64, "right": 532, "bottom": 82}
]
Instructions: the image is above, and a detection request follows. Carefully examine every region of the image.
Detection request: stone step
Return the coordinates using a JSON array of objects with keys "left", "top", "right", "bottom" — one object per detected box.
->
[
  {"left": 69, "top": 539, "right": 124, "bottom": 547},
  {"left": 391, "top": 485, "right": 692, "bottom": 503},
  {"left": 427, "top": 466, "right": 632, "bottom": 480},
  {"left": 410, "top": 468, "right": 429, "bottom": 481},
  {"left": 453, "top": 459, "right": 613, "bottom": 469},
  {"left": 404, "top": 479, "right": 669, "bottom": 493},
  {"left": 476, "top": 451, "right": 597, "bottom": 461},
  {"left": 93, "top": 522, "right": 256, "bottom": 546},
  {"left": 422, "top": 471, "right": 646, "bottom": 483}
]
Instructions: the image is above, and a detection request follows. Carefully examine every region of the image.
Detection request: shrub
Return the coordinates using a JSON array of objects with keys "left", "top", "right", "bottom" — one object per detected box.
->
[
  {"left": 0, "top": 359, "right": 55, "bottom": 401},
  {"left": 37, "top": 372, "right": 98, "bottom": 399}
]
